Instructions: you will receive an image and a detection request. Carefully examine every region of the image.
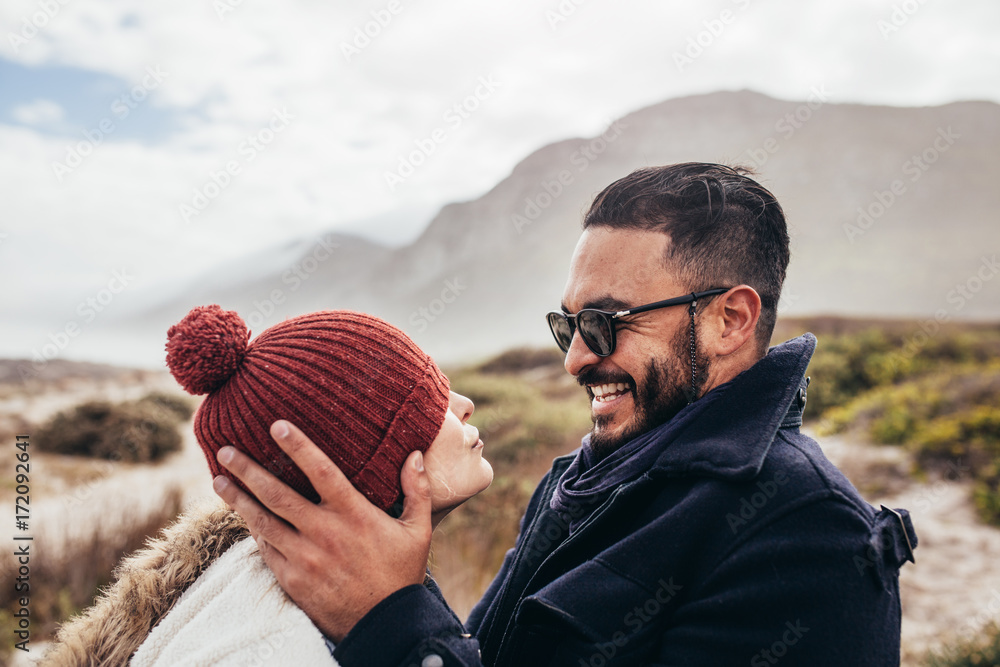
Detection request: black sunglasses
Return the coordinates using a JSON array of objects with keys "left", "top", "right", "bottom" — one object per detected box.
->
[{"left": 546, "top": 288, "right": 730, "bottom": 357}]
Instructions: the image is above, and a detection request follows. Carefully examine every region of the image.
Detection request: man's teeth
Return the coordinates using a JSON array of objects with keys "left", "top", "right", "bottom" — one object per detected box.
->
[{"left": 591, "top": 382, "right": 630, "bottom": 402}]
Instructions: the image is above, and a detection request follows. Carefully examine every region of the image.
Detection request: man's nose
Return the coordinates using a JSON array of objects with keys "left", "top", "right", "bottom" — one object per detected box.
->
[{"left": 564, "top": 329, "right": 602, "bottom": 378}]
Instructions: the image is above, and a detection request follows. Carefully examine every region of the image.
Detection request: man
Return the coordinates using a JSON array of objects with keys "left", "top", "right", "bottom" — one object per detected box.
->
[{"left": 214, "top": 163, "right": 917, "bottom": 665}]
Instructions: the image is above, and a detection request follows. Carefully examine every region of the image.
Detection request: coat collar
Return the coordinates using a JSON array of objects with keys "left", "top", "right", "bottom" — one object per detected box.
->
[
  {"left": 42, "top": 500, "right": 249, "bottom": 665},
  {"left": 650, "top": 333, "right": 816, "bottom": 481}
]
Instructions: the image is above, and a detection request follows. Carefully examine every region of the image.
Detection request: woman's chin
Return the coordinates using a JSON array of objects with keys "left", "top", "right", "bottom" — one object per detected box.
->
[
  {"left": 430, "top": 465, "right": 494, "bottom": 523},
  {"left": 480, "top": 460, "right": 495, "bottom": 490}
]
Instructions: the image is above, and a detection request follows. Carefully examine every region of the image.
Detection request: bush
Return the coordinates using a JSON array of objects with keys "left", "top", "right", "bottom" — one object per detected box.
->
[
  {"left": 807, "top": 326, "right": 1000, "bottom": 525},
  {"left": 805, "top": 330, "right": 907, "bottom": 417},
  {"left": 447, "top": 371, "right": 536, "bottom": 409},
  {"left": 925, "top": 622, "right": 1000, "bottom": 666},
  {"left": 870, "top": 384, "right": 945, "bottom": 446},
  {"left": 914, "top": 406, "right": 1000, "bottom": 467},
  {"left": 476, "top": 347, "right": 565, "bottom": 375},
  {"left": 35, "top": 392, "right": 193, "bottom": 463},
  {"left": 137, "top": 391, "right": 195, "bottom": 421},
  {"left": 973, "top": 464, "right": 1000, "bottom": 526}
]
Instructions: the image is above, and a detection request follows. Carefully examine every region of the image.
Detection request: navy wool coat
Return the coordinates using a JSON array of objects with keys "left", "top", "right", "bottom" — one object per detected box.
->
[{"left": 333, "top": 334, "right": 917, "bottom": 667}]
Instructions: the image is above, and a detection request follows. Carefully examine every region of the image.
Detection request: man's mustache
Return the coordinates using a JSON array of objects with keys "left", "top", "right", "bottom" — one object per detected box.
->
[{"left": 576, "top": 368, "right": 635, "bottom": 389}]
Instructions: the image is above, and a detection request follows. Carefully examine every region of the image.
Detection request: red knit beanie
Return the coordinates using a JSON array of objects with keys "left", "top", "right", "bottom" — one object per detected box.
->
[{"left": 165, "top": 306, "right": 450, "bottom": 511}]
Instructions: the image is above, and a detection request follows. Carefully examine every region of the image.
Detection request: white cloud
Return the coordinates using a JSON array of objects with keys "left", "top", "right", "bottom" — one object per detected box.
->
[
  {"left": 0, "top": 0, "right": 998, "bottom": 346},
  {"left": 11, "top": 98, "right": 64, "bottom": 125}
]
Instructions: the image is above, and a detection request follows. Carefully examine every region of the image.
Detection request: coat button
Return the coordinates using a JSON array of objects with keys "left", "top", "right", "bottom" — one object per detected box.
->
[
  {"left": 797, "top": 386, "right": 807, "bottom": 409},
  {"left": 422, "top": 655, "right": 444, "bottom": 667}
]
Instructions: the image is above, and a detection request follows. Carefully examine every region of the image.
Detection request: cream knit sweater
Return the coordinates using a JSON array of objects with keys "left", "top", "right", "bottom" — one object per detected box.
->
[{"left": 131, "top": 536, "right": 334, "bottom": 666}]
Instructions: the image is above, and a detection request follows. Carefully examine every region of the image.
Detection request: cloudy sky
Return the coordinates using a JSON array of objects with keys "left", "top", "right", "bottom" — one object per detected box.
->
[{"left": 1, "top": 0, "right": 998, "bottom": 361}]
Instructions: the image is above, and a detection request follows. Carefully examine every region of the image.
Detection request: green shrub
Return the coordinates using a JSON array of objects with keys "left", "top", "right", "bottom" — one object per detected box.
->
[
  {"left": 136, "top": 391, "right": 196, "bottom": 421},
  {"left": 35, "top": 400, "right": 111, "bottom": 456},
  {"left": 973, "top": 463, "right": 1000, "bottom": 526},
  {"left": 868, "top": 384, "right": 945, "bottom": 445},
  {"left": 35, "top": 392, "right": 193, "bottom": 463},
  {"left": 925, "top": 622, "right": 1000, "bottom": 666},
  {"left": 804, "top": 329, "right": 909, "bottom": 417},
  {"left": 476, "top": 347, "right": 565, "bottom": 375},
  {"left": 805, "top": 325, "right": 1000, "bottom": 525},
  {"left": 913, "top": 406, "right": 1000, "bottom": 463},
  {"left": 870, "top": 405, "right": 918, "bottom": 445},
  {"left": 805, "top": 328, "right": 1000, "bottom": 422},
  {"left": 815, "top": 382, "right": 938, "bottom": 443}
]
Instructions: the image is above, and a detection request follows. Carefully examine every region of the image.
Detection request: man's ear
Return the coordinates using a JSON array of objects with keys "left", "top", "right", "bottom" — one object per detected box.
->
[{"left": 706, "top": 285, "right": 761, "bottom": 357}]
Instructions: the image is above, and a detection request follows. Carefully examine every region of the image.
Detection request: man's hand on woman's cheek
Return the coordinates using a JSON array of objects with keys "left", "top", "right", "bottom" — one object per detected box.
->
[{"left": 212, "top": 420, "right": 434, "bottom": 642}]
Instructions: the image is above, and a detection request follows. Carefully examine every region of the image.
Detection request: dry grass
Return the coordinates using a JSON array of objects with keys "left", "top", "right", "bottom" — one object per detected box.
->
[{"left": 0, "top": 486, "right": 184, "bottom": 661}]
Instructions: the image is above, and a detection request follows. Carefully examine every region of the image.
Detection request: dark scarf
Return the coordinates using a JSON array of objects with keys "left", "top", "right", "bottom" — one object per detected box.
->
[
  {"left": 549, "top": 382, "right": 729, "bottom": 532},
  {"left": 549, "top": 335, "right": 815, "bottom": 533}
]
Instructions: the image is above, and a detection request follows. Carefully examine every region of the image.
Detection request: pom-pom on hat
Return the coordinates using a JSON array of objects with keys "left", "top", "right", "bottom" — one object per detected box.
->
[{"left": 165, "top": 305, "right": 450, "bottom": 511}]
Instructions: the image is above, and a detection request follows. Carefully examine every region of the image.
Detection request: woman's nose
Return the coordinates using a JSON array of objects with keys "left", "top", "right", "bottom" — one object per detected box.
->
[{"left": 451, "top": 391, "right": 474, "bottom": 423}]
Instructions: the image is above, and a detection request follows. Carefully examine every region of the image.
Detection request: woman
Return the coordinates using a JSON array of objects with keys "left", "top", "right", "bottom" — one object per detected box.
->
[{"left": 42, "top": 306, "right": 493, "bottom": 666}]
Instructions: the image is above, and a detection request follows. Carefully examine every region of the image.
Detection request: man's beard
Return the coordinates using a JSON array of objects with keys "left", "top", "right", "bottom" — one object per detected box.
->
[{"left": 583, "top": 324, "right": 710, "bottom": 460}]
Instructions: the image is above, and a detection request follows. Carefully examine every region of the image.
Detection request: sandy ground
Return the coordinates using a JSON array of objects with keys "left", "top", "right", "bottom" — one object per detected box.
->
[{"left": 819, "top": 430, "right": 1000, "bottom": 665}]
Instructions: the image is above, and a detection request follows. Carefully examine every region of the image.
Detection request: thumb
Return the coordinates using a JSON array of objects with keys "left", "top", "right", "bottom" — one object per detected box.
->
[{"left": 398, "top": 450, "right": 433, "bottom": 534}]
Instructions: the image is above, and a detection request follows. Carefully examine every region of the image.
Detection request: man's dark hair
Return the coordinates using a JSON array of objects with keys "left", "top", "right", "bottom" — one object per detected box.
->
[{"left": 583, "top": 163, "right": 789, "bottom": 354}]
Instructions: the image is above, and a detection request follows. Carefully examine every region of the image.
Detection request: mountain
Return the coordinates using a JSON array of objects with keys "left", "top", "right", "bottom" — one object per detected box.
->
[{"left": 119, "top": 90, "right": 1000, "bottom": 365}]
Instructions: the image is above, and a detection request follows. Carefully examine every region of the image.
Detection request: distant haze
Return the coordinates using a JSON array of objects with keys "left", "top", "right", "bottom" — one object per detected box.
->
[{"left": 15, "top": 90, "right": 1000, "bottom": 368}]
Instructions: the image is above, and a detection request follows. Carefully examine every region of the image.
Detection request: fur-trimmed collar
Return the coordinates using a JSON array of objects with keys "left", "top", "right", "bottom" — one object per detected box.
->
[{"left": 41, "top": 500, "right": 249, "bottom": 666}]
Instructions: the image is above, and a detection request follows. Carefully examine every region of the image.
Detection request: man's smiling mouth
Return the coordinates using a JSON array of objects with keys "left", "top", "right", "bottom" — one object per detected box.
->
[{"left": 588, "top": 382, "right": 633, "bottom": 403}]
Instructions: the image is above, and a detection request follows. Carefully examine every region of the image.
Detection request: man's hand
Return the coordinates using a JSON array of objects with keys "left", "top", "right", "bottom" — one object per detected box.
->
[{"left": 212, "top": 420, "right": 433, "bottom": 642}]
